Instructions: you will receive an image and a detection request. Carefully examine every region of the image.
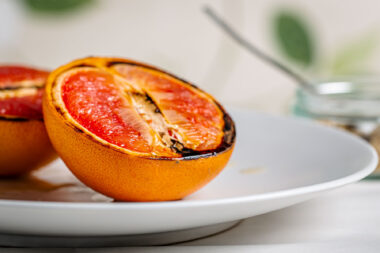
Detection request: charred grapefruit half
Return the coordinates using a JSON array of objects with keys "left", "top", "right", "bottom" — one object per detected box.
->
[
  {"left": 43, "top": 57, "right": 235, "bottom": 201},
  {"left": 0, "top": 66, "right": 56, "bottom": 176}
]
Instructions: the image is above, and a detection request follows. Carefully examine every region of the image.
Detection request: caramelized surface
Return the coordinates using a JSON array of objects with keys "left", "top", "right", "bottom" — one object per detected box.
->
[
  {"left": 0, "top": 89, "right": 43, "bottom": 119},
  {"left": 0, "top": 66, "right": 48, "bottom": 119},
  {"left": 59, "top": 64, "right": 225, "bottom": 157},
  {"left": 0, "top": 66, "right": 47, "bottom": 88},
  {"left": 113, "top": 65, "right": 224, "bottom": 151},
  {"left": 61, "top": 69, "right": 176, "bottom": 156}
]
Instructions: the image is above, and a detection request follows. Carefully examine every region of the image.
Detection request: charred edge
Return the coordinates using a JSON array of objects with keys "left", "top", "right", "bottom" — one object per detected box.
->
[
  {"left": 144, "top": 92, "right": 162, "bottom": 114},
  {"left": 73, "top": 126, "right": 84, "bottom": 134},
  {"left": 130, "top": 91, "right": 161, "bottom": 113},
  {"left": 0, "top": 116, "right": 43, "bottom": 122},
  {"left": 170, "top": 108, "right": 235, "bottom": 160},
  {"left": 216, "top": 102, "right": 236, "bottom": 151},
  {"left": 107, "top": 61, "right": 141, "bottom": 67},
  {"left": 220, "top": 111, "right": 236, "bottom": 149},
  {"left": 107, "top": 61, "right": 200, "bottom": 90},
  {"left": 170, "top": 139, "right": 196, "bottom": 156},
  {"left": 72, "top": 63, "right": 95, "bottom": 68},
  {"left": 112, "top": 61, "right": 236, "bottom": 159},
  {"left": 54, "top": 105, "right": 64, "bottom": 117},
  {"left": 0, "top": 85, "right": 42, "bottom": 91}
]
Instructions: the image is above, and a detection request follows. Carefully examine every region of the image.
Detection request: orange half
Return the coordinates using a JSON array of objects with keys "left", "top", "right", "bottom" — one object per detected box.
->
[
  {"left": 44, "top": 57, "right": 235, "bottom": 201},
  {"left": 0, "top": 66, "right": 56, "bottom": 176}
]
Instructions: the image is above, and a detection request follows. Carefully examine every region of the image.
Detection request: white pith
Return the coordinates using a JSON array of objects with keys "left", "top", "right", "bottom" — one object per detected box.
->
[{"left": 0, "top": 87, "right": 39, "bottom": 99}]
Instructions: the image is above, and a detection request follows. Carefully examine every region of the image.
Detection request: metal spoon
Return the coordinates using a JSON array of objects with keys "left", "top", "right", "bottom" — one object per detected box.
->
[{"left": 203, "top": 6, "right": 317, "bottom": 94}]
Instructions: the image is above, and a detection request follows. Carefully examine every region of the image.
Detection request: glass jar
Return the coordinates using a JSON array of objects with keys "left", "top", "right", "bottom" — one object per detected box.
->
[{"left": 292, "top": 77, "right": 380, "bottom": 178}]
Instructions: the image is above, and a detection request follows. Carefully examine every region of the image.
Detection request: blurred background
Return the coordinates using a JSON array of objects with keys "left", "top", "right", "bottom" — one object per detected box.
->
[{"left": 1, "top": 0, "right": 380, "bottom": 114}]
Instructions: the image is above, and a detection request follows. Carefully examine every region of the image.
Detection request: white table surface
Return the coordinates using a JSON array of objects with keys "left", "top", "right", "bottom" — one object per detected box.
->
[{"left": 2, "top": 180, "right": 380, "bottom": 252}]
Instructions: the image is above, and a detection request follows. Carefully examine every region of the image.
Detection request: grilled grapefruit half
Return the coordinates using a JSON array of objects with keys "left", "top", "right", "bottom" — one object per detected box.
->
[
  {"left": 0, "top": 66, "right": 56, "bottom": 176},
  {"left": 43, "top": 57, "right": 235, "bottom": 201}
]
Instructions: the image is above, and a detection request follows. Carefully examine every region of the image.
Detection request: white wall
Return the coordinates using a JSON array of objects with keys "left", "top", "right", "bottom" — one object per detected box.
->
[{"left": 1, "top": 0, "right": 380, "bottom": 114}]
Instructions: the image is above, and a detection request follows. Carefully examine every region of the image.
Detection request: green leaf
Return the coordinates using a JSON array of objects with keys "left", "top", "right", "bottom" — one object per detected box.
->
[
  {"left": 273, "top": 11, "right": 314, "bottom": 67},
  {"left": 330, "top": 32, "right": 378, "bottom": 75},
  {"left": 22, "top": 0, "right": 93, "bottom": 13}
]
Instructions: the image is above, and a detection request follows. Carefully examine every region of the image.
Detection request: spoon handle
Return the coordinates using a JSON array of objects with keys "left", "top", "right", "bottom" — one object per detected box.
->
[{"left": 203, "top": 6, "right": 315, "bottom": 93}]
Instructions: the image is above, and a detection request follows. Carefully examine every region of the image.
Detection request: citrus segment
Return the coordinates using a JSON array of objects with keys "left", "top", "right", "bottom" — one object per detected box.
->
[
  {"left": 113, "top": 64, "right": 224, "bottom": 151},
  {"left": 60, "top": 69, "right": 177, "bottom": 156},
  {"left": 61, "top": 69, "right": 153, "bottom": 154}
]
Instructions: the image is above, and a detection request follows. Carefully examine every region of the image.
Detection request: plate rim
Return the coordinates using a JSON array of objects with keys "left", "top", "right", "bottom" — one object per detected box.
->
[{"left": 0, "top": 108, "right": 377, "bottom": 209}]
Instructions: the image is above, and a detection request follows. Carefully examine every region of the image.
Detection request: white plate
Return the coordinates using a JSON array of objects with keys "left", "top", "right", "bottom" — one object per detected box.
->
[{"left": 0, "top": 108, "right": 377, "bottom": 238}]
